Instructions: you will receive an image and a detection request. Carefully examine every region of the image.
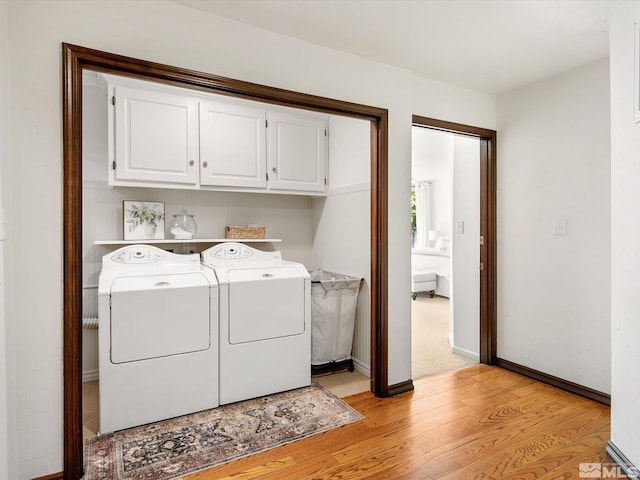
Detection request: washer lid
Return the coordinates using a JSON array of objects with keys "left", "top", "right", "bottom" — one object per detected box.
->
[{"left": 111, "top": 272, "right": 210, "bottom": 293}]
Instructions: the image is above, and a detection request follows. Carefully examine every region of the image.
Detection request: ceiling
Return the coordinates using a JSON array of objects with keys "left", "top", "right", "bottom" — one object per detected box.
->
[{"left": 172, "top": 0, "right": 612, "bottom": 95}]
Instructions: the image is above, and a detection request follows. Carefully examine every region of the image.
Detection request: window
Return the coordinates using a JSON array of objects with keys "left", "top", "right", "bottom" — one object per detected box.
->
[{"left": 411, "top": 181, "right": 431, "bottom": 248}]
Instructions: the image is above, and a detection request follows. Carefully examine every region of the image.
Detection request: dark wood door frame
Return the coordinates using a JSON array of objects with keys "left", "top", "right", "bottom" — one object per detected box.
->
[
  {"left": 62, "top": 43, "right": 389, "bottom": 479},
  {"left": 412, "top": 115, "right": 497, "bottom": 365}
]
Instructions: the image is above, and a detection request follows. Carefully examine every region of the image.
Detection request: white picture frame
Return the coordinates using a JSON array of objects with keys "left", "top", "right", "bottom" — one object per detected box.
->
[{"left": 123, "top": 201, "right": 165, "bottom": 240}]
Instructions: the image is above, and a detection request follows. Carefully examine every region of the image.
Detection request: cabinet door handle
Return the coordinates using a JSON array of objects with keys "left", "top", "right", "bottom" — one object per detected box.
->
[
  {"left": 272, "top": 167, "right": 277, "bottom": 174},
  {"left": 189, "top": 160, "right": 194, "bottom": 166},
  {"left": 203, "top": 161, "right": 208, "bottom": 168}
]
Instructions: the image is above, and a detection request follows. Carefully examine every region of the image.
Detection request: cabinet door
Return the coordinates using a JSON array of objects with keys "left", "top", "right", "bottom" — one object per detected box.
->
[
  {"left": 199, "top": 101, "right": 267, "bottom": 188},
  {"left": 111, "top": 85, "right": 198, "bottom": 185},
  {"left": 267, "top": 111, "right": 327, "bottom": 192}
]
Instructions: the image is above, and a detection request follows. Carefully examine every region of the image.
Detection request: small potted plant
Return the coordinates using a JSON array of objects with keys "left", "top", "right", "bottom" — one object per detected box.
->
[{"left": 124, "top": 201, "right": 165, "bottom": 239}]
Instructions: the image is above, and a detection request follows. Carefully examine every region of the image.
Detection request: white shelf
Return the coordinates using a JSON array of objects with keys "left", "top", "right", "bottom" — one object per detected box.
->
[{"left": 94, "top": 238, "right": 281, "bottom": 246}]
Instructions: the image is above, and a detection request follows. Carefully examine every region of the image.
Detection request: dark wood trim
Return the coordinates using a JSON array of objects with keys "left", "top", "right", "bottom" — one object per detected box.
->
[
  {"left": 486, "top": 131, "right": 498, "bottom": 364},
  {"left": 62, "top": 43, "right": 389, "bottom": 478},
  {"left": 481, "top": 131, "right": 498, "bottom": 365},
  {"left": 607, "top": 441, "right": 640, "bottom": 479},
  {"left": 62, "top": 44, "right": 381, "bottom": 119},
  {"left": 387, "top": 379, "right": 415, "bottom": 397},
  {"left": 62, "top": 44, "right": 84, "bottom": 480},
  {"left": 32, "top": 473, "right": 64, "bottom": 480},
  {"left": 496, "top": 358, "right": 611, "bottom": 405},
  {"left": 412, "top": 115, "right": 494, "bottom": 139},
  {"left": 411, "top": 115, "right": 497, "bottom": 365},
  {"left": 370, "top": 114, "right": 389, "bottom": 397},
  {"left": 479, "top": 138, "right": 490, "bottom": 364}
]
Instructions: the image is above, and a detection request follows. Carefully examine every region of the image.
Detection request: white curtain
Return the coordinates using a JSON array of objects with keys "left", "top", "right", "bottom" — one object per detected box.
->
[{"left": 415, "top": 181, "right": 431, "bottom": 248}]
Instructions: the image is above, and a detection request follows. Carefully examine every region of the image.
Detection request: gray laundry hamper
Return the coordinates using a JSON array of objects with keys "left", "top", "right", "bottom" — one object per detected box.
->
[{"left": 309, "top": 270, "right": 363, "bottom": 374}]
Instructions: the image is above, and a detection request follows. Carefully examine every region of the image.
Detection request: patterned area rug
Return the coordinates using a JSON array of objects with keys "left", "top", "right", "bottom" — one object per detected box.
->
[{"left": 83, "top": 383, "right": 363, "bottom": 480}]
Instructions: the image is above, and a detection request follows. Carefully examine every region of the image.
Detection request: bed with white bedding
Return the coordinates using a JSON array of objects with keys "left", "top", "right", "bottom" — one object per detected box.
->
[{"left": 411, "top": 247, "right": 450, "bottom": 298}]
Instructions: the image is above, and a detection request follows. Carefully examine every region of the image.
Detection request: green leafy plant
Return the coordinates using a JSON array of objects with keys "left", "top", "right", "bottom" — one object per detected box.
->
[
  {"left": 410, "top": 188, "right": 417, "bottom": 244},
  {"left": 126, "top": 202, "right": 164, "bottom": 232}
]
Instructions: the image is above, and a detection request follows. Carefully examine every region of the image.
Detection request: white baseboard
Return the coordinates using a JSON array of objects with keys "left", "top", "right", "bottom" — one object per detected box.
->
[
  {"left": 83, "top": 369, "right": 99, "bottom": 383},
  {"left": 451, "top": 346, "right": 480, "bottom": 363},
  {"left": 352, "top": 358, "right": 370, "bottom": 378}
]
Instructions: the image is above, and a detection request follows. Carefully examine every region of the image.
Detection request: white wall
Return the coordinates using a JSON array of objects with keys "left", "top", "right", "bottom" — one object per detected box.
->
[
  {"left": 412, "top": 75, "right": 496, "bottom": 130},
  {"left": 496, "top": 59, "right": 611, "bottom": 393},
  {"left": 312, "top": 114, "right": 371, "bottom": 374},
  {"left": 609, "top": 2, "right": 640, "bottom": 466},
  {"left": 451, "top": 136, "right": 480, "bottom": 359},
  {"left": 327, "top": 115, "right": 370, "bottom": 190},
  {"left": 4, "top": 1, "right": 495, "bottom": 476},
  {"left": 0, "top": 2, "right": 14, "bottom": 479}
]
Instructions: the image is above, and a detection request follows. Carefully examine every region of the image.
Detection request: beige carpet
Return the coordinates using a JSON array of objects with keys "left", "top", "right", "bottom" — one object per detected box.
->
[
  {"left": 412, "top": 295, "right": 477, "bottom": 379},
  {"left": 313, "top": 370, "right": 370, "bottom": 398},
  {"left": 83, "top": 380, "right": 99, "bottom": 439}
]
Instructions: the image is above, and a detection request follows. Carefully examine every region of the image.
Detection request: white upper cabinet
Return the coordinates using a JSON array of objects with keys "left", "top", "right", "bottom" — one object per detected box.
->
[
  {"left": 104, "top": 74, "right": 328, "bottom": 195},
  {"left": 109, "top": 83, "right": 199, "bottom": 186},
  {"left": 199, "top": 101, "right": 267, "bottom": 189},
  {"left": 267, "top": 111, "right": 327, "bottom": 193}
]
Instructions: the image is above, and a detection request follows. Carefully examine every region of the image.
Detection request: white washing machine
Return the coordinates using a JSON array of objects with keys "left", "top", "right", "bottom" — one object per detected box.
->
[
  {"left": 98, "top": 245, "right": 219, "bottom": 433},
  {"left": 201, "top": 242, "right": 311, "bottom": 405}
]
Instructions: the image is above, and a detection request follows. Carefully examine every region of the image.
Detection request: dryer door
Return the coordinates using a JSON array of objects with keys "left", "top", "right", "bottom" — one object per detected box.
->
[
  {"left": 110, "top": 273, "right": 211, "bottom": 363},
  {"left": 227, "top": 266, "right": 305, "bottom": 344}
]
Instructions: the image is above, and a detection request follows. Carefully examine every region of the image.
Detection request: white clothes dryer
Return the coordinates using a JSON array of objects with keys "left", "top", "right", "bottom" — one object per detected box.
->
[
  {"left": 98, "top": 245, "right": 219, "bottom": 433},
  {"left": 201, "top": 242, "right": 310, "bottom": 405}
]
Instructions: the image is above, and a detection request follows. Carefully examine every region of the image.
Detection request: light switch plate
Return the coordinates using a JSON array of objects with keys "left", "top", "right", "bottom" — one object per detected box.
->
[{"left": 553, "top": 218, "right": 567, "bottom": 236}]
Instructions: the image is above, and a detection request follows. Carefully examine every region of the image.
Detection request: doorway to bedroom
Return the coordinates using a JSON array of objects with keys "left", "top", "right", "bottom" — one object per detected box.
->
[{"left": 411, "top": 124, "right": 480, "bottom": 380}]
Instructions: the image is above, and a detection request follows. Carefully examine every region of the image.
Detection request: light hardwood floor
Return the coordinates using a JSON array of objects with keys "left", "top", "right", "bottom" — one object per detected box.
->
[{"left": 182, "top": 364, "right": 611, "bottom": 480}]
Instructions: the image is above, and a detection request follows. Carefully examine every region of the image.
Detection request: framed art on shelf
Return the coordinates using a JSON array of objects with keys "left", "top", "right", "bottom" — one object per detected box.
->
[{"left": 123, "top": 201, "right": 165, "bottom": 240}]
